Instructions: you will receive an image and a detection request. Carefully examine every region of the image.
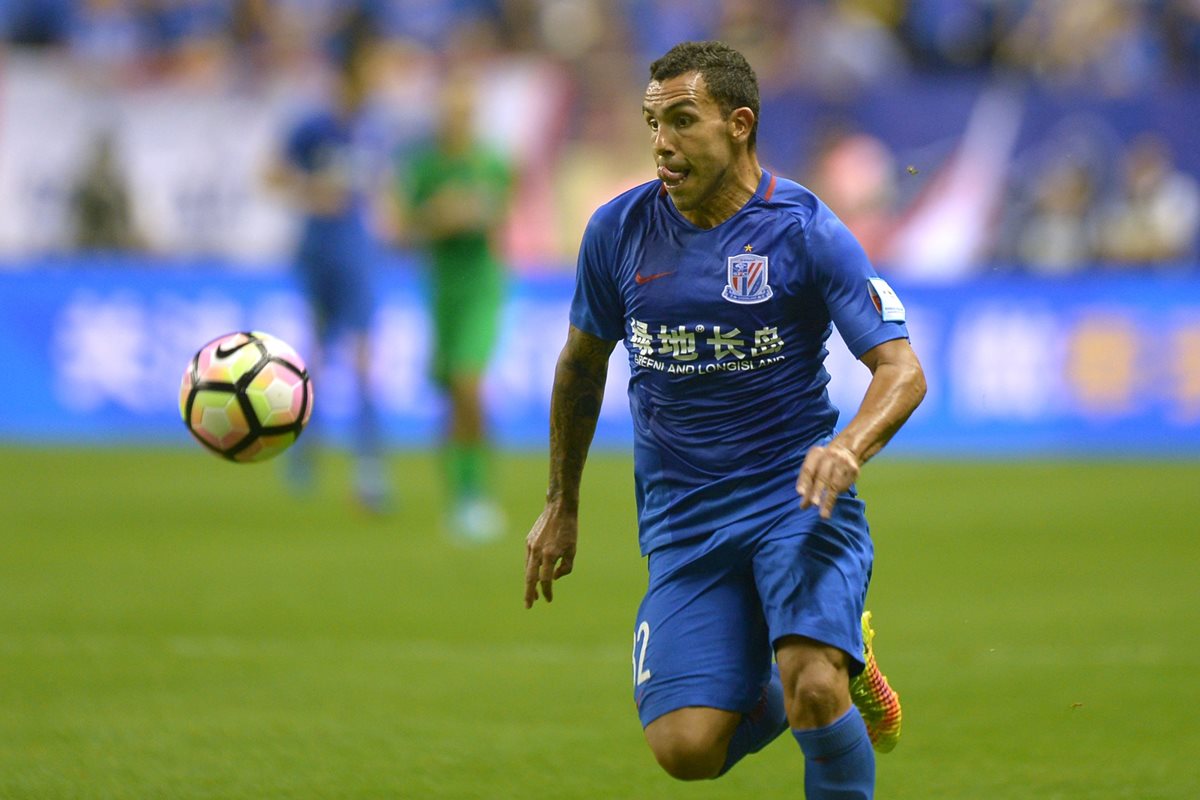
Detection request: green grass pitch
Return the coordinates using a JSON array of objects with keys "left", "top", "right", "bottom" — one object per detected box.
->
[{"left": 1, "top": 447, "right": 1197, "bottom": 799}]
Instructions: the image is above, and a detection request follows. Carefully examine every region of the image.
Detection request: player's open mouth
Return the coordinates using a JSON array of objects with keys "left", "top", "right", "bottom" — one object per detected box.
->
[{"left": 657, "top": 165, "right": 689, "bottom": 188}]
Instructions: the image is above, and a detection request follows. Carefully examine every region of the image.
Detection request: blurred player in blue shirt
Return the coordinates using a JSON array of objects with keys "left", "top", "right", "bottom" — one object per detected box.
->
[
  {"left": 266, "top": 22, "right": 389, "bottom": 512},
  {"left": 524, "top": 41, "right": 926, "bottom": 798}
]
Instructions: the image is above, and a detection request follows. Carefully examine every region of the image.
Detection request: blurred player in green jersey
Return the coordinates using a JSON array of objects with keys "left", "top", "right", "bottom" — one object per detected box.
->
[{"left": 398, "top": 68, "right": 513, "bottom": 542}]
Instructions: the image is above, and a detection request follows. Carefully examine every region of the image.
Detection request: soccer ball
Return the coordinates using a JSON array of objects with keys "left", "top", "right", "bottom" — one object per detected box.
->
[{"left": 179, "top": 331, "right": 313, "bottom": 463}]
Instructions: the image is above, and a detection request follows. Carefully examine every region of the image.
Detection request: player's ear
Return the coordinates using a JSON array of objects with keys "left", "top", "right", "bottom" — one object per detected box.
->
[{"left": 728, "top": 107, "right": 755, "bottom": 146}]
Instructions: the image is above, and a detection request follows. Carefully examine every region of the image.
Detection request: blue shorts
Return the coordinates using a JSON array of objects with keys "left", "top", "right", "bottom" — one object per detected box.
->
[
  {"left": 296, "top": 242, "right": 376, "bottom": 339},
  {"left": 631, "top": 490, "right": 873, "bottom": 728}
]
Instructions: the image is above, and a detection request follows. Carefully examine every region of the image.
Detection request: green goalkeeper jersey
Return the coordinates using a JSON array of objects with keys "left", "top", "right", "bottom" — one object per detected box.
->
[
  {"left": 404, "top": 143, "right": 511, "bottom": 282},
  {"left": 402, "top": 142, "right": 512, "bottom": 382}
]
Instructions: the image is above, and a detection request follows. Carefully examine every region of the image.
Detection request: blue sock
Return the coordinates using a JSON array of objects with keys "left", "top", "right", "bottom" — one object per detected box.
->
[
  {"left": 792, "top": 706, "right": 875, "bottom": 799},
  {"left": 719, "top": 665, "right": 789, "bottom": 775}
]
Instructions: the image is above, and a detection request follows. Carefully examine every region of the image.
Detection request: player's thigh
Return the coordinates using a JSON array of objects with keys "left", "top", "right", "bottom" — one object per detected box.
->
[
  {"left": 632, "top": 537, "right": 772, "bottom": 730},
  {"left": 753, "top": 494, "right": 874, "bottom": 674}
]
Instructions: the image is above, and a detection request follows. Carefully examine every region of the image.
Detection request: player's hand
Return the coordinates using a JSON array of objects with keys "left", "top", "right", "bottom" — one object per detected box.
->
[
  {"left": 796, "top": 442, "right": 860, "bottom": 520},
  {"left": 524, "top": 504, "right": 578, "bottom": 608}
]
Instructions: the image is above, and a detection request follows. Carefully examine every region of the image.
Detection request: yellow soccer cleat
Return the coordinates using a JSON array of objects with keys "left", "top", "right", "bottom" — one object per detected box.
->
[{"left": 850, "top": 610, "right": 902, "bottom": 753}]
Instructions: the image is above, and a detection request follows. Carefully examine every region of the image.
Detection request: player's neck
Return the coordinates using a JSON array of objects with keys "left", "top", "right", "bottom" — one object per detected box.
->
[{"left": 676, "top": 158, "right": 762, "bottom": 229}]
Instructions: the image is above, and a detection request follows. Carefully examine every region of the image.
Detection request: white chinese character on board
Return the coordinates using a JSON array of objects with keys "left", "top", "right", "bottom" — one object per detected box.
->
[
  {"left": 54, "top": 292, "right": 154, "bottom": 412},
  {"left": 950, "top": 307, "right": 1060, "bottom": 419}
]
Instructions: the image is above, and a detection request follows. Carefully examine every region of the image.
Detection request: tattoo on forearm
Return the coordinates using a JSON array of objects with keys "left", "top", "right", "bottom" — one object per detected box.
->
[
  {"left": 547, "top": 330, "right": 613, "bottom": 506},
  {"left": 561, "top": 359, "right": 604, "bottom": 421}
]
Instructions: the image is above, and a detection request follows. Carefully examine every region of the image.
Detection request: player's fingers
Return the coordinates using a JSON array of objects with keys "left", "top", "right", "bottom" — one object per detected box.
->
[
  {"left": 817, "top": 452, "right": 854, "bottom": 519},
  {"left": 524, "top": 547, "right": 542, "bottom": 608},
  {"left": 796, "top": 447, "right": 823, "bottom": 507},
  {"left": 554, "top": 552, "right": 575, "bottom": 579},
  {"left": 810, "top": 455, "right": 841, "bottom": 518},
  {"left": 539, "top": 557, "right": 557, "bottom": 603},
  {"left": 818, "top": 481, "right": 838, "bottom": 519},
  {"left": 808, "top": 450, "right": 838, "bottom": 506},
  {"left": 808, "top": 483, "right": 826, "bottom": 515},
  {"left": 524, "top": 570, "right": 539, "bottom": 608},
  {"left": 797, "top": 480, "right": 813, "bottom": 509}
]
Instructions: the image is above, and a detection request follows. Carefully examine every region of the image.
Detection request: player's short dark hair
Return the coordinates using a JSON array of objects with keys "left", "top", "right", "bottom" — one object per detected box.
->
[{"left": 649, "top": 41, "right": 760, "bottom": 149}]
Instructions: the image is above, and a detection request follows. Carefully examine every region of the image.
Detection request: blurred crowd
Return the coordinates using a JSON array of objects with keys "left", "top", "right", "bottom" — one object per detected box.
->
[
  {"left": 3, "top": 0, "right": 1199, "bottom": 275},
  {"left": 5, "top": 0, "right": 1200, "bottom": 89},
  {"left": 804, "top": 117, "right": 1200, "bottom": 278}
]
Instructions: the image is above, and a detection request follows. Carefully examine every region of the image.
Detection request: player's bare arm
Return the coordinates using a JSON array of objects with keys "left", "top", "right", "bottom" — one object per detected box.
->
[
  {"left": 797, "top": 338, "right": 926, "bottom": 519},
  {"left": 525, "top": 325, "right": 617, "bottom": 608}
]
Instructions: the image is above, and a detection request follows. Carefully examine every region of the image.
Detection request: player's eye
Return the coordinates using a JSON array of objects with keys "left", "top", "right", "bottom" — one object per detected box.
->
[{"left": 645, "top": 117, "right": 658, "bottom": 131}]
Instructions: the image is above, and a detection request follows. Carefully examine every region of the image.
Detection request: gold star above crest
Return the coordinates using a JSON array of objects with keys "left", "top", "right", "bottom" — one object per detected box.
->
[{"left": 743, "top": 244, "right": 753, "bottom": 252}]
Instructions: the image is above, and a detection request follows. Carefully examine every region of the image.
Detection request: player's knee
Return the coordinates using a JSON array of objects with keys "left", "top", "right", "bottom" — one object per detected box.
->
[
  {"left": 778, "top": 637, "right": 852, "bottom": 729},
  {"left": 788, "top": 682, "right": 841, "bottom": 728},
  {"left": 649, "top": 736, "right": 725, "bottom": 781},
  {"left": 644, "top": 715, "right": 729, "bottom": 781},
  {"left": 785, "top": 669, "right": 847, "bottom": 729},
  {"left": 780, "top": 657, "right": 848, "bottom": 729}
]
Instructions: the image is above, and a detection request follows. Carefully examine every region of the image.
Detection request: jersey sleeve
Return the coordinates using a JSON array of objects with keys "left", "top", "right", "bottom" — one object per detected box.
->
[
  {"left": 805, "top": 203, "right": 909, "bottom": 359},
  {"left": 568, "top": 212, "right": 625, "bottom": 342}
]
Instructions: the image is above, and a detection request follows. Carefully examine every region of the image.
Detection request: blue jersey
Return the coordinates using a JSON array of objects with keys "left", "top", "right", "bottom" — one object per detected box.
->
[
  {"left": 284, "top": 109, "right": 386, "bottom": 334},
  {"left": 284, "top": 109, "right": 377, "bottom": 261},
  {"left": 570, "top": 171, "right": 909, "bottom": 555}
]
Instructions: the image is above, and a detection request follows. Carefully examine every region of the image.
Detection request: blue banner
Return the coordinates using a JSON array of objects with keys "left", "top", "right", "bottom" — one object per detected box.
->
[{"left": 1, "top": 262, "right": 1198, "bottom": 456}]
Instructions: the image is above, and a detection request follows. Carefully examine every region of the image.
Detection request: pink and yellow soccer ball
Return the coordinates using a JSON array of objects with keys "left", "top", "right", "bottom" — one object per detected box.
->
[{"left": 179, "top": 331, "right": 314, "bottom": 463}]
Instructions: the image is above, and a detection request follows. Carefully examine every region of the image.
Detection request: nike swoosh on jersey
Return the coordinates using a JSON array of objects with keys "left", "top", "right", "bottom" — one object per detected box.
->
[{"left": 634, "top": 270, "right": 676, "bottom": 285}]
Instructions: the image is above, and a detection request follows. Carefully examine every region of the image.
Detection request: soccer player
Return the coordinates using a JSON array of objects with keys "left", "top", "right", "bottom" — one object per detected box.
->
[
  {"left": 266, "top": 28, "right": 390, "bottom": 512},
  {"left": 396, "top": 68, "right": 512, "bottom": 543},
  {"left": 523, "top": 41, "right": 926, "bottom": 798}
]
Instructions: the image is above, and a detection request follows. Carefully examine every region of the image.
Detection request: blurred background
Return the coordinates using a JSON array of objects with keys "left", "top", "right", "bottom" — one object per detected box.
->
[
  {"left": 3, "top": 4, "right": 1199, "bottom": 798},
  {"left": 1, "top": 0, "right": 1198, "bottom": 454}
]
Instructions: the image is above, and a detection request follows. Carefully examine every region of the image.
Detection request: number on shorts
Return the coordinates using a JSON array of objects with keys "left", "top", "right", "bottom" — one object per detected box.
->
[{"left": 632, "top": 621, "right": 652, "bottom": 686}]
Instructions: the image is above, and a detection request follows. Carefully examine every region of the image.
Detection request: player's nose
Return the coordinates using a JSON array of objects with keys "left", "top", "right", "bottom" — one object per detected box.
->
[{"left": 652, "top": 127, "right": 674, "bottom": 157}]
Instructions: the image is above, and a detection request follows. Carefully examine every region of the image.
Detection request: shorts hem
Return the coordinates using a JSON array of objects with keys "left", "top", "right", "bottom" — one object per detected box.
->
[
  {"left": 636, "top": 691, "right": 759, "bottom": 729},
  {"left": 771, "top": 626, "right": 866, "bottom": 677}
]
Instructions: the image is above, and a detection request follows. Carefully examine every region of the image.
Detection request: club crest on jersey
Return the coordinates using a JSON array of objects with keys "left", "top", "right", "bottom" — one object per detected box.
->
[{"left": 722, "top": 253, "right": 773, "bottom": 304}]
